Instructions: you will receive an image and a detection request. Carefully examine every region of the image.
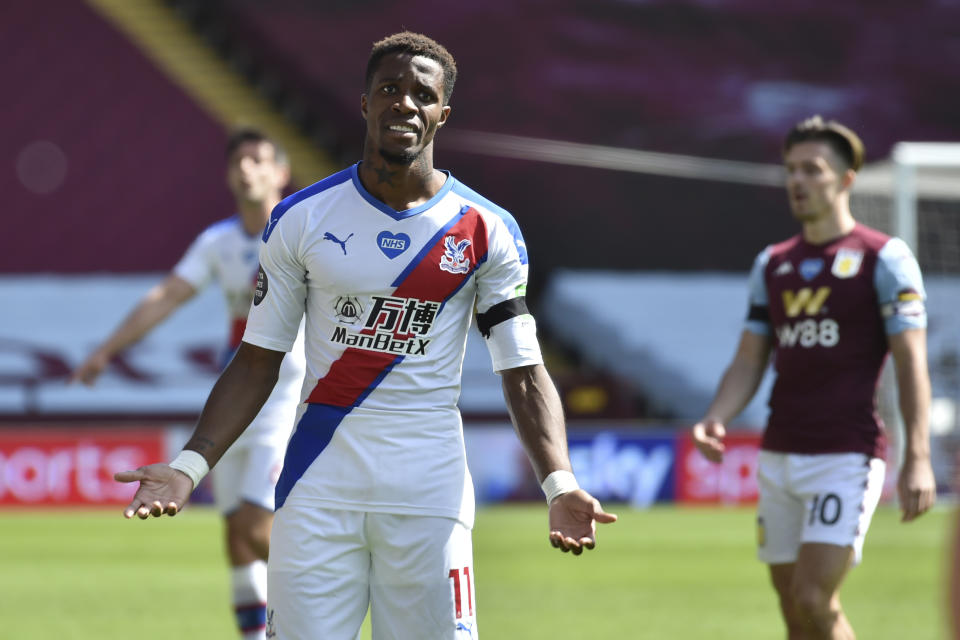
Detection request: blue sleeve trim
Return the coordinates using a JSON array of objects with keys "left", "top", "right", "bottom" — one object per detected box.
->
[
  {"left": 743, "top": 247, "right": 771, "bottom": 333},
  {"left": 450, "top": 180, "right": 528, "bottom": 265},
  {"left": 262, "top": 167, "right": 353, "bottom": 242},
  {"left": 874, "top": 238, "right": 927, "bottom": 334}
]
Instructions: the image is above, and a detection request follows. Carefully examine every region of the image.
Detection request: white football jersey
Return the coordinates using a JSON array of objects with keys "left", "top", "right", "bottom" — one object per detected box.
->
[
  {"left": 243, "top": 164, "right": 543, "bottom": 526},
  {"left": 174, "top": 215, "right": 306, "bottom": 444}
]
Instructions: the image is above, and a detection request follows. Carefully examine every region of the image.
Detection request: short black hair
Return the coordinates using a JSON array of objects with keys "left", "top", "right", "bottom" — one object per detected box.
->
[
  {"left": 783, "top": 115, "right": 865, "bottom": 172},
  {"left": 225, "top": 127, "right": 287, "bottom": 165},
  {"left": 365, "top": 31, "right": 458, "bottom": 105}
]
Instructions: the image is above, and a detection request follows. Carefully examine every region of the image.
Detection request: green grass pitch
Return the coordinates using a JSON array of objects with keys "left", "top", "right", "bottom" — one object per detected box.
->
[{"left": 0, "top": 504, "right": 951, "bottom": 638}]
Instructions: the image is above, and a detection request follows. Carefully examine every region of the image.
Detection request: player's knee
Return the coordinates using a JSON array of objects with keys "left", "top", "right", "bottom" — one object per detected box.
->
[
  {"left": 790, "top": 582, "right": 836, "bottom": 623},
  {"left": 249, "top": 524, "right": 271, "bottom": 555}
]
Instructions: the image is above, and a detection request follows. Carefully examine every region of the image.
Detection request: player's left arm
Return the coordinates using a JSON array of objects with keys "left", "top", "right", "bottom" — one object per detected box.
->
[
  {"left": 475, "top": 210, "right": 615, "bottom": 554},
  {"left": 888, "top": 328, "right": 936, "bottom": 522},
  {"left": 876, "top": 237, "right": 936, "bottom": 522},
  {"left": 501, "top": 364, "right": 617, "bottom": 555}
]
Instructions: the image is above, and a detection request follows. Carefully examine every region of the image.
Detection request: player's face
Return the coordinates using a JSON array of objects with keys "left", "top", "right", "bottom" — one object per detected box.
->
[
  {"left": 226, "top": 140, "right": 289, "bottom": 204},
  {"left": 361, "top": 53, "right": 451, "bottom": 165},
  {"left": 784, "top": 141, "right": 852, "bottom": 222}
]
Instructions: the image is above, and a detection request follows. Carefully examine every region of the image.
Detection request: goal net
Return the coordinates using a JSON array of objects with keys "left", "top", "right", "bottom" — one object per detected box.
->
[{"left": 854, "top": 143, "right": 960, "bottom": 490}]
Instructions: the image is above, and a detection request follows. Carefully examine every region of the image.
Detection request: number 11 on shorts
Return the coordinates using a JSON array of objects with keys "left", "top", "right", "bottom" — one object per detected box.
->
[{"left": 448, "top": 566, "right": 473, "bottom": 619}]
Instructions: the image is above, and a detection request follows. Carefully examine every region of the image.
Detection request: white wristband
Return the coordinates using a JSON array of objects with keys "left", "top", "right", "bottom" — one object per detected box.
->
[
  {"left": 168, "top": 450, "right": 209, "bottom": 489},
  {"left": 541, "top": 470, "right": 579, "bottom": 505}
]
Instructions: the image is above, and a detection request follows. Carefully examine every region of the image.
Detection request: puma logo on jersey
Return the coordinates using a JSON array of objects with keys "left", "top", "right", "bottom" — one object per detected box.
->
[
  {"left": 323, "top": 231, "right": 354, "bottom": 255},
  {"left": 782, "top": 287, "right": 830, "bottom": 317}
]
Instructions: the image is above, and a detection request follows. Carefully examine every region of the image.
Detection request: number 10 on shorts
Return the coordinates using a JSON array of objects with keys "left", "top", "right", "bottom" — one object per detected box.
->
[
  {"left": 809, "top": 493, "right": 842, "bottom": 526},
  {"left": 448, "top": 566, "right": 474, "bottom": 619}
]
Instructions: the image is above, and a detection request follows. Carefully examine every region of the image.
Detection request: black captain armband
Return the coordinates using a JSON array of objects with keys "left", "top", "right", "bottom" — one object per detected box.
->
[
  {"left": 747, "top": 304, "right": 770, "bottom": 324},
  {"left": 476, "top": 297, "right": 530, "bottom": 338}
]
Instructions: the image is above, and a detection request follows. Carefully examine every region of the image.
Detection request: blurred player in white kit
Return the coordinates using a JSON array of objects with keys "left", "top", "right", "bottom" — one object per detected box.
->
[{"left": 72, "top": 128, "right": 304, "bottom": 640}]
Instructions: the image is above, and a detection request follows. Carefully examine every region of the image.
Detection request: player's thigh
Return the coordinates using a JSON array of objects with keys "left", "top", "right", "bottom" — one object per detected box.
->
[
  {"left": 266, "top": 506, "right": 370, "bottom": 640},
  {"left": 793, "top": 453, "right": 885, "bottom": 564},
  {"left": 367, "top": 514, "right": 476, "bottom": 640},
  {"left": 792, "top": 542, "right": 854, "bottom": 599},
  {"left": 757, "top": 451, "right": 805, "bottom": 564}
]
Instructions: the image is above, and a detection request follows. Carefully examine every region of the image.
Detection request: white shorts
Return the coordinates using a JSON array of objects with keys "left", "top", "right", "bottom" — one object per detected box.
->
[
  {"left": 211, "top": 438, "right": 285, "bottom": 514},
  {"left": 267, "top": 506, "right": 477, "bottom": 640},
  {"left": 756, "top": 451, "right": 885, "bottom": 565}
]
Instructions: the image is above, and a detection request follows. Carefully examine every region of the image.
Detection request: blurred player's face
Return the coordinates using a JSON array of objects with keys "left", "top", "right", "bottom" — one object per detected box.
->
[
  {"left": 361, "top": 52, "right": 450, "bottom": 165},
  {"left": 226, "top": 140, "right": 289, "bottom": 204},
  {"left": 784, "top": 141, "right": 853, "bottom": 222}
]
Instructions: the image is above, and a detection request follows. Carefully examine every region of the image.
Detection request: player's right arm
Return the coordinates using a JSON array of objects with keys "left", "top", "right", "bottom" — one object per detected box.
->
[
  {"left": 115, "top": 204, "right": 306, "bottom": 520},
  {"left": 693, "top": 248, "right": 773, "bottom": 462},
  {"left": 692, "top": 330, "right": 772, "bottom": 462},
  {"left": 70, "top": 274, "right": 197, "bottom": 385},
  {"left": 115, "top": 342, "right": 285, "bottom": 519}
]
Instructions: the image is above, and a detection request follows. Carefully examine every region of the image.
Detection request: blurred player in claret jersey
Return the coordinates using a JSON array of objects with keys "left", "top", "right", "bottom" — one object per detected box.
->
[
  {"left": 71, "top": 128, "right": 305, "bottom": 640},
  {"left": 110, "top": 31, "right": 615, "bottom": 640},
  {"left": 692, "top": 116, "right": 936, "bottom": 639}
]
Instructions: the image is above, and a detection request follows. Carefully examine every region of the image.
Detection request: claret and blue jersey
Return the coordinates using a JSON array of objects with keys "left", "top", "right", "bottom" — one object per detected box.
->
[
  {"left": 243, "top": 163, "right": 542, "bottom": 526},
  {"left": 744, "top": 223, "right": 927, "bottom": 458}
]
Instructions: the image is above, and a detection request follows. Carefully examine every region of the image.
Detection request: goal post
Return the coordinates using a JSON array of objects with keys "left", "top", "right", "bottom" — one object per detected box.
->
[
  {"left": 855, "top": 142, "right": 960, "bottom": 495},
  {"left": 892, "top": 142, "right": 960, "bottom": 258}
]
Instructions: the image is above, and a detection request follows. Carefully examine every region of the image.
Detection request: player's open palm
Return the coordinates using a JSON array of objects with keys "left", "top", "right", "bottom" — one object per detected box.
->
[
  {"left": 115, "top": 463, "right": 193, "bottom": 520},
  {"left": 548, "top": 489, "right": 617, "bottom": 556}
]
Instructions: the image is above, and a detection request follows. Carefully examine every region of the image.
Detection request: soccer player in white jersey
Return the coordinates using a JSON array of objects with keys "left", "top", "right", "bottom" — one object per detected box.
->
[
  {"left": 692, "top": 117, "right": 935, "bottom": 639},
  {"left": 114, "top": 32, "right": 617, "bottom": 639},
  {"left": 72, "top": 129, "right": 304, "bottom": 640}
]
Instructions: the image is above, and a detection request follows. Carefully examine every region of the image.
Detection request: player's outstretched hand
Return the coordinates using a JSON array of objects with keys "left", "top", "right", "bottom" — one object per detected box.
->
[
  {"left": 69, "top": 351, "right": 109, "bottom": 387},
  {"left": 548, "top": 490, "right": 617, "bottom": 556},
  {"left": 897, "top": 454, "right": 936, "bottom": 523},
  {"left": 692, "top": 419, "right": 726, "bottom": 463},
  {"left": 114, "top": 463, "right": 193, "bottom": 519}
]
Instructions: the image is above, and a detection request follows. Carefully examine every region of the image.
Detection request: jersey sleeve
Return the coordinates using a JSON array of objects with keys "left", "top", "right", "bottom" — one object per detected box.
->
[
  {"left": 874, "top": 237, "right": 927, "bottom": 334},
  {"left": 172, "top": 228, "right": 216, "bottom": 291},
  {"left": 475, "top": 214, "right": 543, "bottom": 372},
  {"left": 744, "top": 246, "right": 772, "bottom": 336},
  {"left": 242, "top": 208, "right": 306, "bottom": 352}
]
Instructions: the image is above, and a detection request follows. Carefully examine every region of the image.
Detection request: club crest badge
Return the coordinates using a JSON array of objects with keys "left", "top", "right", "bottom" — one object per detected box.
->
[
  {"left": 799, "top": 258, "right": 824, "bottom": 282},
  {"left": 831, "top": 248, "right": 863, "bottom": 279},
  {"left": 439, "top": 235, "right": 471, "bottom": 274},
  {"left": 265, "top": 609, "right": 277, "bottom": 638}
]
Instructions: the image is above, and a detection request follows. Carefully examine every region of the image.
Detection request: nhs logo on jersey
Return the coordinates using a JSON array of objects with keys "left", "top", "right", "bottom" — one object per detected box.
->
[{"left": 377, "top": 231, "right": 410, "bottom": 259}]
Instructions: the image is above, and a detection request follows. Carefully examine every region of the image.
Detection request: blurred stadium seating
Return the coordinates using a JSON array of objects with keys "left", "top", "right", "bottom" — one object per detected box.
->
[
  {"left": 5, "top": 0, "right": 959, "bottom": 435},
  {"left": 169, "top": 0, "right": 960, "bottom": 280},
  {"left": 3, "top": 0, "right": 232, "bottom": 274}
]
